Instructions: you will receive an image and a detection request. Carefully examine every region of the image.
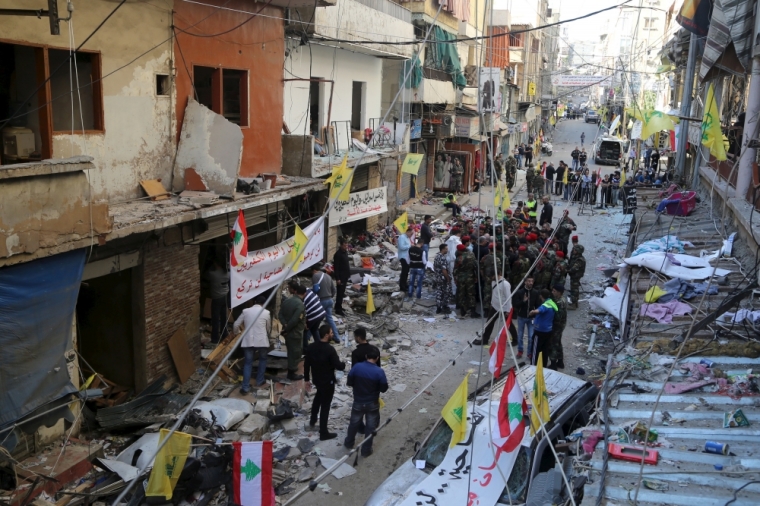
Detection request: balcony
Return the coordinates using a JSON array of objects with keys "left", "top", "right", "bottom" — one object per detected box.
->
[
  {"left": 401, "top": 74, "right": 458, "bottom": 104},
  {"left": 313, "top": 0, "right": 414, "bottom": 58}
]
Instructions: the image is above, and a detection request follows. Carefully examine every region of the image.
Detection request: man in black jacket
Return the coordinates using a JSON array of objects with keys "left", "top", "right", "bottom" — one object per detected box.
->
[
  {"left": 513, "top": 276, "right": 540, "bottom": 360},
  {"left": 539, "top": 196, "right": 553, "bottom": 227},
  {"left": 304, "top": 325, "right": 346, "bottom": 440},
  {"left": 333, "top": 238, "right": 351, "bottom": 316},
  {"left": 420, "top": 215, "right": 435, "bottom": 258},
  {"left": 351, "top": 328, "right": 381, "bottom": 367}
]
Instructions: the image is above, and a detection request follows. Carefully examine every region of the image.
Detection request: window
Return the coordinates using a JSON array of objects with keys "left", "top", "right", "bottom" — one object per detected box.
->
[
  {"left": 48, "top": 49, "right": 103, "bottom": 132},
  {"left": 0, "top": 42, "right": 104, "bottom": 164},
  {"left": 509, "top": 33, "right": 523, "bottom": 47},
  {"left": 531, "top": 38, "right": 540, "bottom": 53},
  {"left": 193, "top": 65, "right": 249, "bottom": 126},
  {"left": 156, "top": 74, "right": 170, "bottom": 96},
  {"left": 351, "top": 81, "right": 366, "bottom": 131}
]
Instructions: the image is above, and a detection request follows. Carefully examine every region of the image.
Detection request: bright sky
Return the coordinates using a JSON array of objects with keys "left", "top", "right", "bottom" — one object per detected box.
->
[{"left": 555, "top": 0, "right": 622, "bottom": 42}]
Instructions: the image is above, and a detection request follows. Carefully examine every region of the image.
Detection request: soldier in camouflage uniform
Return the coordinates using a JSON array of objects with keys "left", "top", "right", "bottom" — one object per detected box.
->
[
  {"left": 550, "top": 250, "right": 568, "bottom": 289},
  {"left": 525, "top": 165, "right": 536, "bottom": 194},
  {"left": 525, "top": 233, "right": 540, "bottom": 263},
  {"left": 555, "top": 210, "right": 577, "bottom": 254},
  {"left": 434, "top": 244, "right": 452, "bottom": 314},
  {"left": 493, "top": 154, "right": 504, "bottom": 183},
  {"left": 454, "top": 244, "right": 479, "bottom": 317},
  {"left": 548, "top": 285, "right": 567, "bottom": 369},
  {"left": 505, "top": 156, "right": 518, "bottom": 190},
  {"left": 567, "top": 244, "right": 586, "bottom": 309},
  {"left": 480, "top": 244, "right": 503, "bottom": 309},
  {"left": 510, "top": 246, "right": 530, "bottom": 289},
  {"left": 537, "top": 248, "right": 556, "bottom": 290}
]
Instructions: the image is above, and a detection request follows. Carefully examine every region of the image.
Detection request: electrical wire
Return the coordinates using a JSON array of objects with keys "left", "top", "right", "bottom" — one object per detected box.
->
[{"left": 172, "top": 0, "right": 275, "bottom": 38}]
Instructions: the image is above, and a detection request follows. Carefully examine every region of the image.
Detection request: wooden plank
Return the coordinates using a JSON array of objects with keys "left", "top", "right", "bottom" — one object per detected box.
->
[
  {"left": 139, "top": 179, "right": 170, "bottom": 201},
  {"left": 167, "top": 327, "right": 195, "bottom": 384}
]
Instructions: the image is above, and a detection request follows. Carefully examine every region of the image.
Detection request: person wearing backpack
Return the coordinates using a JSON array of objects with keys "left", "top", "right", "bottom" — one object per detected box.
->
[{"left": 311, "top": 264, "right": 341, "bottom": 343}]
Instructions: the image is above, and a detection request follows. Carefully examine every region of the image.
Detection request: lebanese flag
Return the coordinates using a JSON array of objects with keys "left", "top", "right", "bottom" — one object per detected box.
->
[
  {"left": 230, "top": 209, "right": 248, "bottom": 267},
  {"left": 233, "top": 441, "right": 274, "bottom": 506},
  {"left": 492, "top": 369, "right": 528, "bottom": 452},
  {"left": 488, "top": 309, "right": 514, "bottom": 379},
  {"left": 596, "top": 168, "right": 602, "bottom": 187},
  {"left": 541, "top": 162, "right": 546, "bottom": 177}
]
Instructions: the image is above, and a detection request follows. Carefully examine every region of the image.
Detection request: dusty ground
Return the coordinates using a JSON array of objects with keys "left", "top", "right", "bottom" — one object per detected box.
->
[{"left": 281, "top": 119, "right": 628, "bottom": 505}]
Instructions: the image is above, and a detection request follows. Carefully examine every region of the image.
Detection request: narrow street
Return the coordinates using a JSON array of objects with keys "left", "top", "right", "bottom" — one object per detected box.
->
[{"left": 282, "top": 118, "right": 629, "bottom": 505}]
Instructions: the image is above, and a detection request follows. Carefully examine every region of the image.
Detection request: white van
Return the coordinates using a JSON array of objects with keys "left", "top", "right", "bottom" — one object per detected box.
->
[{"left": 593, "top": 136, "right": 626, "bottom": 166}]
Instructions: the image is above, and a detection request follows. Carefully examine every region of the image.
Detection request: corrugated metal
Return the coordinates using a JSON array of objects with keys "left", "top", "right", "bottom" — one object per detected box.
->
[
  {"left": 350, "top": 165, "right": 369, "bottom": 191},
  {"left": 582, "top": 188, "right": 760, "bottom": 505}
]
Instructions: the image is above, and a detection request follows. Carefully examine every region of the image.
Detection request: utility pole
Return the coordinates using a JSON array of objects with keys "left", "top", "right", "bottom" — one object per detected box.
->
[
  {"left": 676, "top": 32, "right": 698, "bottom": 179},
  {"left": 735, "top": 10, "right": 760, "bottom": 201}
]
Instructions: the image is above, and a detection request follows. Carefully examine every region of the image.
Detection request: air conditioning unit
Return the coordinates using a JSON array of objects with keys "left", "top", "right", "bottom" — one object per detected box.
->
[{"left": 2, "top": 127, "right": 35, "bottom": 162}]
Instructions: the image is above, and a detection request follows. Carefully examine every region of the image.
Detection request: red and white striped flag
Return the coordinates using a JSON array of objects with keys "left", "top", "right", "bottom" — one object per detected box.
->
[
  {"left": 488, "top": 309, "right": 514, "bottom": 379},
  {"left": 541, "top": 162, "right": 547, "bottom": 177},
  {"left": 230, "top": 209, "right": 248, "bottom": 267},
  {"left": 233, "top": 441, "right": 274, "bottom": 506},
  {"left": 596, "top": 168, "right": 602, "bottom": 187},
  {"left": 492, "top": 368, "right": 528, "bottom": 452}
]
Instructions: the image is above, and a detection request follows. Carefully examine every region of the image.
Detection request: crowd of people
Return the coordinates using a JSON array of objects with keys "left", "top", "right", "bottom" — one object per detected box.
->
[{"left": 402, "top": 206, "right": 588, "bottom": 371}]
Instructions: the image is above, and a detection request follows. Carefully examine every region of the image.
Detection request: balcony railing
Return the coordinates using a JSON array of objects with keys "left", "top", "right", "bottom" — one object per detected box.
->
[{"left": 352, "top": 0, "right": 412, "bottom": 23}]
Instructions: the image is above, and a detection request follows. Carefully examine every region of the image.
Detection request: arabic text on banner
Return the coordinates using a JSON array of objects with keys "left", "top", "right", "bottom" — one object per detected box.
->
[
  {"left": 230, "top": 217, "right": 325, "bottom": 308},
  {"left": 330, "top": 188, "right": 388, "bottom": 225}
]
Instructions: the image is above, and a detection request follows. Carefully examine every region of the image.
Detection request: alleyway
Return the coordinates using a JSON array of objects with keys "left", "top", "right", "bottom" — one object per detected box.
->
[{"left": 277, "top": 118, "right": 630, "bottom": 505}]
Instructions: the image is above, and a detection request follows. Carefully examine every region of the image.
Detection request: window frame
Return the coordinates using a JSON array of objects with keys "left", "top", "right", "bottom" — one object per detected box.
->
[
  {"left": 0, "top": 38, "right": 105, "bottom": 161},
  {"left": 48, "top": 46, "right": 105, "bottom": 135},
  {"left": 192, "top": 64, "right": 250, "bottom": 128}
]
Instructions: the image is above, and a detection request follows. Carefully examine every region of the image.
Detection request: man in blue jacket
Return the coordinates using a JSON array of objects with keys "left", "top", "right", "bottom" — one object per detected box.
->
[
  {"left": 528, "top": 289, "right": 557, "bottom": 367},
  {"left": 344, "top": 347, "right": 388, "bottom": 457}
]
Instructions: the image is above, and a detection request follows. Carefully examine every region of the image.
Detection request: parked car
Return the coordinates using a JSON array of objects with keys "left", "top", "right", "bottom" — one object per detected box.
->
[
  {"left": 585, "top": 110, "right": 600, "bottom": 124},
  {"left": 364, "top": 366, "right": 599, "bottom": 506},
  {"left": 593, "top": 136, "right": 626, "bottom": 165}
]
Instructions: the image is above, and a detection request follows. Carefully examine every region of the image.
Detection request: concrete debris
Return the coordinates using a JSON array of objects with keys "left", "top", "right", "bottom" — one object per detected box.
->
[
  {"left": 319, "top": 457, "right": 357, "bottom": 479},
  {"left": 237, "top": 413, "right": 270, "bottom": 439}
]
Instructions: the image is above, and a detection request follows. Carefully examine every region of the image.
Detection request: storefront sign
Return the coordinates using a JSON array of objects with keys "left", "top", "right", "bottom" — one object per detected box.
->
[
  {"left": 230, "top": 217, "right": 325, "bottom": 308},
  {"left": 455, "top": 116, "right": 479, "bottom": 138},
  {"left": 330, "top": 187, "right": 387, "bottom": 225},
  {"left": 401, "top": 153, "right": 424, "bottom": 175},
  {"left": 550, "top": 75, "right": 611, "bottom": 87}
]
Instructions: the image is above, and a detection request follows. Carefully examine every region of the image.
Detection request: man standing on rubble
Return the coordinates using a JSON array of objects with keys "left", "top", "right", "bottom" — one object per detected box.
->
[
  {"left": 234, "top": 295, "right": 271, "bottom": 394},
  {"left": 420, "top": 215, "right": 435, "bottom": 258},
  {"left": 434, "top": 243, "right": 452, "bottom": 314},
  {"left": 279, "top": 284, "right": 306, "bottom": 381},
  {"left": 333, "top": 238, "right": 351, "bottom": 316},
  {"left": 344, "top": 347, "right": 388, "bottom": 457},
  {"left": 397, "top": 228, "right": 413, "bottom": 294},
  {"left": 548, "top": 285, "right": 567, "bottom": 370},
  {"left": 351, "top": 328, "right": 381, "bottom": 367},
  {"left": 299, "top": 284, "right": 325, "bottom": 349},
  {"left": 529, "top": 289, "right": 557, "bottom": 367},
  {"left": 567, "top": 244, "right": 586, "bottom": 309},
  {"left": 445, "top": 227, "right": 462, "bottom": 295},
  {"left": 311, "top": 265, "right": 341, "bottom": 343},
  {"left": 304, "top": 325, "right": 346, "bottom": 440}
]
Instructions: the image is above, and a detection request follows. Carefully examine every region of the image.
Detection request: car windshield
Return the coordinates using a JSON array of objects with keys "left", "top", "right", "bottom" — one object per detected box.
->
[{"left": 417, "top": 420, "right": 531, "bottom": 503}]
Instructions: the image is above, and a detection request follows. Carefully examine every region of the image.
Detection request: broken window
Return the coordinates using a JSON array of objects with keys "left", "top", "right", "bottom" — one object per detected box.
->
[
  {"left": 0, "top": 41, "right": 104, "bottom": 165},
  {"left": 193, "top": 65, "right": 249, "bottom": 127}
]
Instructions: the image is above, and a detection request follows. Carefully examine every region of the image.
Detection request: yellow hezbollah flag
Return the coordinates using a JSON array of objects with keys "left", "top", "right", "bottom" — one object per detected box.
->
[
  {"left": 442, "top": 373, "right": 470, "bottom": 447},
  {"left": 619, "top": 168, "right": 626, "bottom": 188},
  {"left": 641, "top": 110, "right": 676, "bottom": 140},
  {"left": 562, "top": 166, "right": 568, "bottom": 184},
  {"left": 530, "top": 355, "right": 550, "bottom": 436},
  {"left": 366, "top": 281, "right": 376, "bottom": 315},
  {"left": 493, "top": 181, "right": 503, "bottom": 209},
  {"left": 401, "top": 153, "right": 424, "bottom": 175},
  {"left": 146, "top": 429, "right": 192, "bottom": 499},
  {"left": 290, "top": 224, "right": 308, "bottom": 271},
  {"left": 327, "top": 155, "right": 354, "bottom": 202},
  {"left": 394, "top": 212, "right": 409, "bottom": 233},
  {"left": 502, "top": 185, "right": 511, "bottom": 210},
  {"left": 702, "top": 84, "right": 727, "bottom": 161}
]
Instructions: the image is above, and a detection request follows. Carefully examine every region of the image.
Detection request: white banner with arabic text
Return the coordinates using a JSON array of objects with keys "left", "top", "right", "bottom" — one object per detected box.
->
[
  {"left": 329, "top": 187, "right": 387, "bottom": 225},
  {"left": 230, "top": 217, "right": 325, "bottom": 308}
]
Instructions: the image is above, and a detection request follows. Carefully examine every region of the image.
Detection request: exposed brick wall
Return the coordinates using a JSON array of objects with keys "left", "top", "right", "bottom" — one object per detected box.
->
[{"left": 143, "top": 241, "right": 201, "bottom": 383}]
